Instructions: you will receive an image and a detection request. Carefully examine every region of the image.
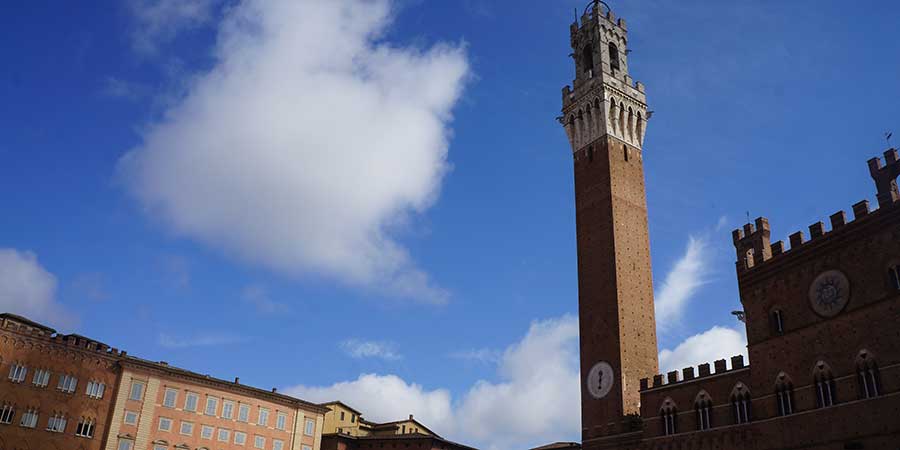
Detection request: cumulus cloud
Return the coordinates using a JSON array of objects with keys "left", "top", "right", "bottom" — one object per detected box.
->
[
  {"left": 287, "top": 374, "right": 453, "bottom": 427},
  {"left": 0, "top": 249, "right": 74, "bottom": 328},
  {"left": 128, "top": 0, "right": 219, "bottom": 55},
  {"left": 658, "top": 325, "right": 747, "bottom": 374},
  {"left": 340, "top": 339, "right": 402, "bottom": 361},
  {"left": 654, "top": 235, "right": 710, "bottom": 328},
  {"left": 118, "top": 0, "right": 469, "bottom": 304},
  {"left": 285, "top": 316, "right": 579, "bottom": 450}
]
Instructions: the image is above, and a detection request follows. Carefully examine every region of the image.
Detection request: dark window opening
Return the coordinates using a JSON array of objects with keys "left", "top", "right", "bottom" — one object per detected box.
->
[
  {"left": 731, "top": 388, "right": 752, "bottom": 424},
  {"left": 623, "top": 146, "right": 629, "bottom": 162},
  {"left": 694, "top": 397, "right": 712, "bottom": 431},
  {"left": 776, "top": 384, "right": 794, "bottom": 416},
  {"left": 889, "top": 265, "right": 900, "bottom": 290},
  {"left": 771, "top": 309, "right": 784, "bottom": 335},
  {"left": 608, "top": 43, "right": 620, "bottom": 71},
  {"left": 857, "top": 354, "right": 881, "bottom": 399},
  {"left": 815, "top": 377, "right": 836, "bottom": 408},
  {"left": 588, "top": 146, "right": 594, "bottom": 162},
  {"left": 582, "top": 45, "right": 594, "bottom": 77},
  {"left": 660, "top": 409, "right": 677, "bottom": 436}
]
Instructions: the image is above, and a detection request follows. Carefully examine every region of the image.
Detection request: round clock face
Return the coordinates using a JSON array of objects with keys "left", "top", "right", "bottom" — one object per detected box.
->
[
  {"left": 808, "top": 270, "right": 850, "bottom": 317},
  {"left": 586, "top": 361, "right": 614, "bottom": 399}
]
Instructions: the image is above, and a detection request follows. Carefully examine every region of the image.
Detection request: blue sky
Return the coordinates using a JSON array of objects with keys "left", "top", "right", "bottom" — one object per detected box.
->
[{"left": 1, "top": 1, "right": 899, "bottom": 449}]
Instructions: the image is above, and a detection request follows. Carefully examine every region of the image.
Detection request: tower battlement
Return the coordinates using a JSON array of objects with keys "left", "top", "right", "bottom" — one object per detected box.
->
[{"left": 733, "top": 151, "right": 900, "bottom": 274}]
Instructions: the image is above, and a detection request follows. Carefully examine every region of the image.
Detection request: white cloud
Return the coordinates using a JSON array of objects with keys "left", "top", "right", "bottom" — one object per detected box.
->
[
  {"left": 286, "top": 374, "right": 453, "bottom": 426},
  {"left": 0, "top": 249, "right": 74, "bottom": 328},
  {"left": 340, "top": 339, "right": 402, "bottom": 361},
  {"left": 654, "top": 236, "right": 710, "bottom": 328},
  {"left": 127, "top": 0, "right": 218, "bottom": 55},
  {"left": 118, "top": 0, "right": 469, "bottom": 304},
  {"left": 285, "top": 316, "right": 580, "bottom": 450},
  {"left": 158, "top": 332, "right": 246, "bottom": 348},
  {"left": 658, "top": 326, "right": 747, "bottom": 374}
]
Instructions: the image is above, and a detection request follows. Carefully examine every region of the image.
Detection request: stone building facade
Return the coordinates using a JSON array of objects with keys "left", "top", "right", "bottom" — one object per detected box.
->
[
  {"left": 558, "top": 2, "right": 900, "bottom": 450},
  {"left": 0, "top": 313, "right": 328, "bottom": 450},
  {"left": 320, "top": 401, "right": 466, "bottom": 450}
]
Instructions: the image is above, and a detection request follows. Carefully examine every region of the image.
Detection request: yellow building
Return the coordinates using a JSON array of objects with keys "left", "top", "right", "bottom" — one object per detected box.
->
[{"left": 321, "top": 401, "right": 438, "bottom": 438}]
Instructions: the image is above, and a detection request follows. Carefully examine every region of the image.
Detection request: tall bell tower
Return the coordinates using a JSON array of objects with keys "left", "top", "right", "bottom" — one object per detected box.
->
[{"left": 560, "top": 1, "right": 659, "bottom": 443}]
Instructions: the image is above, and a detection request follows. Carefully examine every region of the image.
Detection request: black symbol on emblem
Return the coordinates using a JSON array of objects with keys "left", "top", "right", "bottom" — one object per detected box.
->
[{"left": 816, "top": 276, "right": 844, "bottom": 311}]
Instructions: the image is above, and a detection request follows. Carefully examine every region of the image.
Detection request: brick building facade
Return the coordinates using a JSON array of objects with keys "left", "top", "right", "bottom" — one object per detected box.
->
[
  {"left": 558, "top": 2, "right": 900, "bottom": 449},
  {"left": 0, "top": 313, "right": 328, "bottom": 450}
]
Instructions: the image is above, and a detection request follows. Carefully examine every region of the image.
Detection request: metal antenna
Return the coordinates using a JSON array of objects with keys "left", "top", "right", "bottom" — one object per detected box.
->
[
  {"left": 886, "top": 131, "right": 894, "bottom": 148},
  {"left": 746, "top": 211, "right": 751, "bottom": 225}
]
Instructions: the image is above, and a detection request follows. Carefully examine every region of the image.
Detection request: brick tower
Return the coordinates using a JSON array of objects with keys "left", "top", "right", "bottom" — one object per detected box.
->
[{"left": 559, "top": 2, "right": 658, "bottom": 444}]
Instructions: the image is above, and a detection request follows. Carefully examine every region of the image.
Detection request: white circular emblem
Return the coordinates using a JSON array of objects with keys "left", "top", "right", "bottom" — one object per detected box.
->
[
  {"left": 586, "top": 361, "right": 614, "bottom": 399},
  {"left": 809, "top": 270, "right": 850, "bottom": 317}
]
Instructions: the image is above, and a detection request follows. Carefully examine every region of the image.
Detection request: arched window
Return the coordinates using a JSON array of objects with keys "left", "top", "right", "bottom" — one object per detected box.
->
[
  {"left": 730, "top": 383, "right": 752, "bottom": 424},
  {"left": 626, "top": 107, "right": 634, "bottom": 141},
  {"left": 659, "top": 398, "right": 677, "bottom": 436},
  {"left": 856, "top": 350, "right": 881, "bottom": 399},
  {"left": 635, "top": 112, "right": 644, "bottom": 143},
  {"left": 814, "top": 361, "right": 836, "bottom": 408},
  {"left": 694, "top": 391, "right": 712, "bottom": 431},
  {"left": 582, "top": 44, "right": 595, "bottom": 77},
  {"left": 608, "top": 43, "right": 620, "bottom": 71},
  {"left": 888, "top": 264, "right": 900, "bottom": 290},
  {"left": 771, "top": 309, "right": 785, "bottom": 335},
  {"left": 608, "top": 99, "right": 618, "bottom": 134},
  {"left": 775, "top": 372, "right": 794, "bottom": 416}
]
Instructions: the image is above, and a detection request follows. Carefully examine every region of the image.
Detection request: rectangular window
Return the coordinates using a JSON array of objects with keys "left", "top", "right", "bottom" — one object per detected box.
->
[
  {"left": 118, "top": 439, "right": 134, "bottom": 450},
  {"left": 129, "top": 381, "right": 145, "bottom": 401},
  {"left": 305, "top": 418, "right": 315, "bottom": 436},
  {"left": 276, "top": 412, "right": 287, "bottom": 430},
  {"left": 19, "top": 409, "right": 38, "bottom": 428},
  {"left": 303, "top": 445, "right": 313, "bottom": 450},
  {"left": 205, "top": 396, "right": 219, "bottom": 416},
  {"left": 163, "top": 388, "right": 178, "bottom": 408},
  {"left": 47, "top": 413, "right": 67, "bottom": 432},
  {"left": 57, "top": 374, "right": 78, "bottom": 393},
  {"left": 32, "top": 369, "right": 50, "bottom": 387},
  {"left": 254, "top": 435, "right": 266, "bottom": 449},
  {"left": 76, "top": 418, "right": 96, "bottom": 438},
  {"left": 340, "top": 411, "right": 345, "bottom": 421},
  {"left": 0, "top": 404, "right": 15, "bottom": 424},
  {"left": 123, "top": 410, "right": 139, "bottom": 425},
  {"left": 258, "top": 407, "right": 269, "bottom": 426},
  {"left": 218, "top": 428, "right": 231, "bottom": 442},
  {"left": 184, "top": 392, "right": 199, "bottom": 412},
  {"left": 273, "top": 439, "right": 285, "bottom": 450},
  {"left": 238, "top": 404, "right": 250, "bottom": 422},
  {"left": 8, "top": 363, "right": 27, "bottom": 383},
  {"left": 86, "top": 381, "right": 106, "bottom": 399},
  {"left": 222, "top": 400, "right": 235, "bottom": 419},
  {"left": 158, "top": 417, "right": 173, "bottom": 432},
  {"left": 180, "top": 421, "right": 194, "bottom": 435},
  {"left": 154, "top": 446, "right": 167, "bottom": 450},
  {"left": 235, "top": 431, "right": 247, "bottom": 445},
  {"left": 351, "top": 414, "right": 356, "bottom": 423},
  {"left": 201, "top": 424, "right": 215, "bottom": 439}
]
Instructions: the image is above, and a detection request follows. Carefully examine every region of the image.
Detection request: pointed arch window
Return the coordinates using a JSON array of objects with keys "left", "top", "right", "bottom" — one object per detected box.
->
[
  {"left": 582, "top": 44, "right": 595, "bottom": 77},
  {"left": 730, "top": 383, "right": 752, "bottom": 424},
  {"left": 775, "top": 373, "right": 794, "bottom": 416},
  {"left": 856, "top": 350, "right": 881, "bottom": 399},
  {"left": 693, "top": 391, "right": 712, "bottom": 431},
  {"left": 659, "top": 398, "right": 677, "bottom": 436},
  {"left": 608, "top": 43, "right": 620, "bottom": 71},
  {"left": 814, "top": 361, "right": 836, "bottom": 408},
  {"left": 889, "top": 264, "right": 900, "bottom": 290},
  {"left": 771, "top": 309, "right": 785, "bottom": 335}
]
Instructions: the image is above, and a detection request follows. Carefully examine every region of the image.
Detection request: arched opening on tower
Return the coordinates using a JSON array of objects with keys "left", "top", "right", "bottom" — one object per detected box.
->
[
  {"left": 608, "top": 43, "right": 620, "bottom": 71},
  {"left": 582, "top": 44, "right": 595, "bottom": 77}
]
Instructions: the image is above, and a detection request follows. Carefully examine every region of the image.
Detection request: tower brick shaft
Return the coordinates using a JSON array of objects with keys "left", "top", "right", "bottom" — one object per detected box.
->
[{"left": 560, "top": 3, "right": 659, "bottom": 442}]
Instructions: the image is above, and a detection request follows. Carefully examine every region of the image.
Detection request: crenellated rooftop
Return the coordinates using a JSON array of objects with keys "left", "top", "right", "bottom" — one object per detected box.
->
[
  {"left": 0, "top": 312, "right": 127, "bottom": 358},
  {"left": 639, "top": 355, "right": 748, "bottom": 392},
  {"left": 733, "top": 150, "right": 899, "bottom": 274}
]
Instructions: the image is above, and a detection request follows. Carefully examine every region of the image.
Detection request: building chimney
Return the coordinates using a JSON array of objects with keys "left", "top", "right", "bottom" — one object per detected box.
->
[
  {"left": 234, "top": 377, "right": 240, "bottom": 384},
  {"left": 409, "top": 414, "right": 413, "bottom": 420},
  {"left": 272, "top": 388, "right": 277, "bottom": 393}
]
